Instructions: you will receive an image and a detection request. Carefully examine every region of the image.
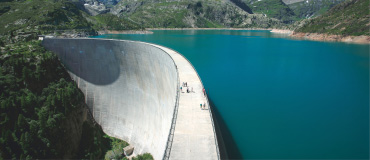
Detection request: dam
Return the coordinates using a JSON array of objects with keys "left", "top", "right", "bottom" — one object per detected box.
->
[{"left": 42, "top": 38, "right": 220, "bottom": 160}]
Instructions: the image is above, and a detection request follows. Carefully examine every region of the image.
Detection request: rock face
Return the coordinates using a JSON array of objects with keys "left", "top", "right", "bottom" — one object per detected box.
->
[
  {"left": 43, "top": 38, "right": 178, "bottom": 160},
  {"left": 282, "top": 0, "right": 305, "bottom": 5},
  {"left": 58, "top": 104, "right": 89, "bottom": 158},
  {"left": 82, "top": 0, "right": 110, "bottom": 16}
]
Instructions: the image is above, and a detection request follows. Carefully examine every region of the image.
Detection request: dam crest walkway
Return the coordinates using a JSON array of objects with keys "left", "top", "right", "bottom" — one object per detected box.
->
[{"left": 148, "top": 43, "right": 220, "bottom": 160}]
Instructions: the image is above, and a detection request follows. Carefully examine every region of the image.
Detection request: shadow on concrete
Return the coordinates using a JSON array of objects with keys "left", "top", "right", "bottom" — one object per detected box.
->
[
  {"left": 42, "top": 39, "right": 120, "bottom": 85},
  {"left": 209, "top": 97, "right": 243, "bottom": 160}
]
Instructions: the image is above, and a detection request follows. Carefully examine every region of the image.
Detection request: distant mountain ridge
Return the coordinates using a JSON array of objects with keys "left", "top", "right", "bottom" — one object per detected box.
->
[
  {"left": 1, "top": 0, "right": 366, "bottom": 41},
  {"left": 70, "top": 0, "right": 350, "bottom": 29}
]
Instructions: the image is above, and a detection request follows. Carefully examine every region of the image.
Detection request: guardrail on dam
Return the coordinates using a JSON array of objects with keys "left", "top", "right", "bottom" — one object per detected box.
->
[{"left": 42, "top": 38, "right": 220, "bottom": 160}]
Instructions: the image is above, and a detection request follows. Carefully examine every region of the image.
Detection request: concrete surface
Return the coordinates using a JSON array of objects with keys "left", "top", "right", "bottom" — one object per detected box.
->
[
  {"left": 43, "top": 38, "right": 177, "bottom": 160},
  {"left": 42, "top": 38, "right": 219, "bottom": 160},
  {"left": 150, "top": 44, "right": 220, "bottom": 160}
]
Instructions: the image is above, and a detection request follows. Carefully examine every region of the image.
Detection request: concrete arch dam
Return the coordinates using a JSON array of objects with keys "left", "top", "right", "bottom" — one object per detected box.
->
[{"left": 42, "top": 38, "right": 219, "bottom": 160}]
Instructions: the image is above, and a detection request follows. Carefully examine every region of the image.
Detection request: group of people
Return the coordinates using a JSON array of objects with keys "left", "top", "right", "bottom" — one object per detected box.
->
[
  {"left": 180, "top": 82, "right": 208, "bottom": 110},
  {"left": 180, "top": 82, "right": 193, "bottom": 93},
  {"left": 200, "top": 103, "right": 207, "bottom": 110}
]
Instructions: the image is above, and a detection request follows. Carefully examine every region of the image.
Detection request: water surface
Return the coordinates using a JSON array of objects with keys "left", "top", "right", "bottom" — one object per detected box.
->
[{"left": 94, "top": 30, "right": 369, "bottom": 159}]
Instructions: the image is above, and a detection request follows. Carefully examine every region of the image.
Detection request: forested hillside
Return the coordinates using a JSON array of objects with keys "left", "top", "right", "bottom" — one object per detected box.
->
[
  {"left": 0, "top": 0, "right": 140, "bottom": 44},
  {"left": 0, "top": 41, "right": 109, "bottom": 159},
  {"left": 0, "top": 0, "right": 151, "bottom": 159}
]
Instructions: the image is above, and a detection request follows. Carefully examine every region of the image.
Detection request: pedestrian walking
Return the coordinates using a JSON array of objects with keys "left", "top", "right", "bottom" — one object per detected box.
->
[
  {"left": 182, "top": 82, "right": 185, "bottom": 87},
  {"left": 200, "top": 103, "right": 202, "bottom": 109},
  {"left": 187, "top": 88, "right": 189, "bottom": 93},
  {"left": 191, "top": 87, "right": 193, "bottom": 93},
  {"left": 203, "top": 103, "right": 206, "bottom": 109},
  {"left": 203, "top": 88, "right": 205, "bottom": 96},
  {"left": 180, "top": 86, "right": 182, "bottom": 92}
]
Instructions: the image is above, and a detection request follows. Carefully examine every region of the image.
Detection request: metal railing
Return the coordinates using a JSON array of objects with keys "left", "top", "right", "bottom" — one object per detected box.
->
[
  {"left": 174, "top": 50, "right": 221, "bottom": 160},
  {"left": 137, "top": 42, "right": 180, "bottom": 160},
  {"left": 110, "top": 40, "right": 181, "bottom": 160},
  {"left": 154, "top": 44, "right": 221, "bottom": 160},
  {"left": 161, "top": 53, "right": 180, "bottom": 160}
]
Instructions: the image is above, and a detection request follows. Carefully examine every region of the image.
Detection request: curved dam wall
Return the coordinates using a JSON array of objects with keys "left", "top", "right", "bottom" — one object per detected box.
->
[{"left": 42, "top": 38, "right": 178, "bottom": 160}]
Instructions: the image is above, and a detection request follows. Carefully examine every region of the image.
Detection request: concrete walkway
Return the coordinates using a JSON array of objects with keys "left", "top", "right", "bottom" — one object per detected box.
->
[{"left": 150, "top": 44, "right": 219, "bottom": 160}]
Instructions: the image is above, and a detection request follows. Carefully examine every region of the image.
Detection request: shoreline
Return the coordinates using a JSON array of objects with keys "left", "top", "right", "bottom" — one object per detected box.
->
[
  {"left": 96, "top": 28, "right": 369, "bottom": 44},
  {"left": 291, "top": 32, "right": 370, "bottom": 44},
  {"left": 147, "top": 28, "right": 272, "bottom": 31},
  {"left": 270, "top": 29, "right": 293, "bottom": 34},
  {"left": 97, "top": 30, "right": 153, "bottom": 35}
]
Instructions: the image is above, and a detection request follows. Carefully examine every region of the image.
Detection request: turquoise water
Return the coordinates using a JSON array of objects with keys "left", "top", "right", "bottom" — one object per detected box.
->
[{"left": 94, "top": 30, "right": 369, "bottom": 159}]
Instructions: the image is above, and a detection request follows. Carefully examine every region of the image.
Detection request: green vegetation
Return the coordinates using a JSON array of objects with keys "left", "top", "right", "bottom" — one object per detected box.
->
[
  {"left": 295, "top": 0, "right": 370, "bottom": 36},
  {"left": 0, "top": 0, "right": 145, "bottom": 44},
  {"left": 0, "top": 40, "right": 154, "bottom": 159},
  {"left": 288, "top": 0, "right": 345, "bottom": 19},
  {"left": 0, "top": 0, "right": 155, "bottom": 158},
  {"left": 91, "top": 13, "right": 142, "bottom": 30},
  {"left": 104, "top": 135, "right": 154, "bottom": 160},
  {"left": 132, "top": 153, "right": 154, "bottom": 160},
  {"left": 242, "top": 0, "right": 297, "bottom": 23},
  {"left": 104, "top": 136, "right": 129, "bottom": 159},
  {"left": 0, "top": 0, "right": 95, "bottom": 36},
  {"left": 0, "top": 40, "right": 122, "bottom": 159},
  {"left": 0, "top": 40, "right": 98, "bottom": 159},
  {"left": 114, "top": 0, "right": 286, "bottom": 28},
  {"left": 129, "top": 2, "right": 190, "bottom": 28}
]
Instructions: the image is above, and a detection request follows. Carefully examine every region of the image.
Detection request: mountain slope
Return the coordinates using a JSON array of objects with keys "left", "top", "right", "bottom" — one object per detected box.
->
[
  {"left": 0, "top": 0, "right": 94, "bottom": 34},
  {"left": 111, "top": 0, "right": 286, "bottom": 28},
  {"left": 241, "top": 0, "right": 297, "bottom": 23},
  {"left": 288, "top": 0, "right": 345, "bottom": 19},
  {"left": 295, "top": 0, "right": 370, "bottom": 36}
]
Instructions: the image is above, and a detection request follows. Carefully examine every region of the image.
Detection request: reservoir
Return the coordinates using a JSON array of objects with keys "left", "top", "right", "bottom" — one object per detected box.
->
[{"left": 94, "top": 30, "right": 369, "bottom": 159}]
